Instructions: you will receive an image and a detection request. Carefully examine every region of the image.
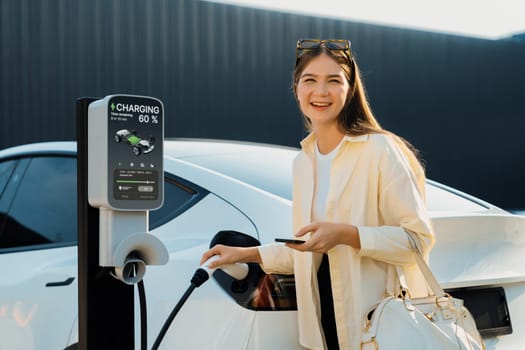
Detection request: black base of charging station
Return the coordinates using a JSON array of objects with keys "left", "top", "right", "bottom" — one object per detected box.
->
[{"left": 77, "top": 98, "right": 135, "bottom": 350}]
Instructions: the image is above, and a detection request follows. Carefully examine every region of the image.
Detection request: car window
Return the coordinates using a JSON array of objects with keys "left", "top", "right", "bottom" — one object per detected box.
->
[
  {"left": 149, "top": 175, "right": 208, "bottom": 230},
  {"left": 0, "top": 157, "right": 77, "bottom": 250},
  {"left": 0, "top": 156, "right": 207, "bottom": 252},
  {"left": 0, "top": 160, "right": 17, "bottom": 197}
]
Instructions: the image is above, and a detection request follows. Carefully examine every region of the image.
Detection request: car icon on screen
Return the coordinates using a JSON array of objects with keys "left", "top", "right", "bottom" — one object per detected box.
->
[{"left": 115, "top": 129, "right": 155, "bottom": 156}]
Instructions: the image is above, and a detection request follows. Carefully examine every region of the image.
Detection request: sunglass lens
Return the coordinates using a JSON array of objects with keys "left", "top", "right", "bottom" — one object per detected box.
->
[
  {"left": 326, "top": 41, "right": 348, "bottom": 50},
  {"left": 300, "top": 40, "right": 321, "bottom": 50}
]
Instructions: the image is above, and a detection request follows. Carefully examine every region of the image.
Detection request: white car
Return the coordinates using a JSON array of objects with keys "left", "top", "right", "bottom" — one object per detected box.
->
[{"left": 0, "top": 139, "right": 523, "bottom": 350}]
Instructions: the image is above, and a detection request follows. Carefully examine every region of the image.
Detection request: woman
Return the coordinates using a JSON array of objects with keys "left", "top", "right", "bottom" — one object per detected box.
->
[{"left": 201, "top": 39, "right": 435, "bottom": 350}]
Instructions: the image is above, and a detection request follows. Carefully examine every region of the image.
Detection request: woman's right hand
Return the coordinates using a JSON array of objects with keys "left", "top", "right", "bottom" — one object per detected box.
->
[{"left": 200, "top": 244, "right": 261, "bottom": 269}]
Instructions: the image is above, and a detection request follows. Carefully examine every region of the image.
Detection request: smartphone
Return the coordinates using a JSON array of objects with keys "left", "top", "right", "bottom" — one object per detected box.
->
[{"left": 275, "top": 238, "right": 306, "bottom": 244}]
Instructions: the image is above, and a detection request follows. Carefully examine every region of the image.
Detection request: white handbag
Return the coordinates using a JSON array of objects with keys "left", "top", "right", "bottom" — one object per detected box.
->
[{"left": 361, "top": 237, "right": 485, "bottom": 350}]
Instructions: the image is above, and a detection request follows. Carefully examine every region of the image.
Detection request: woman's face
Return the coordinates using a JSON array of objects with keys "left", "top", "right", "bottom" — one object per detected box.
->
[{"left": 295, "top": 53, "right": 350, "bottom": 130}]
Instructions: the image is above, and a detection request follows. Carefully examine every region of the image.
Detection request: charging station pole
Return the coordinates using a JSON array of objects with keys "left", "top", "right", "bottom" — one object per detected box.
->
[{"left": 77, "top": 97, "right": 135, "bottom": 349}]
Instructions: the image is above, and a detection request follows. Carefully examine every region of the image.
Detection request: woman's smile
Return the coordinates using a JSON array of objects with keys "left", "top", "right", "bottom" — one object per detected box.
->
[{"left": 311, "top": 101, "right": 332, "bottom": 110}]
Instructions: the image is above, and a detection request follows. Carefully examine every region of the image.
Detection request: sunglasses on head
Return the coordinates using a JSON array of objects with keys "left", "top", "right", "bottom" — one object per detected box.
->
[{"left": 295, "top": 39, "right": 352, "bottom": 65}]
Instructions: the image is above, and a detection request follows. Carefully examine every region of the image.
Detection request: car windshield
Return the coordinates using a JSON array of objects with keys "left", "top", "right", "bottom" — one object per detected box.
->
[
  {"left": 179, "top": 145, "right": 297, "bottom": 200},
  {"left": 425, "top": 182, "right": 489, "bottom": 212}
]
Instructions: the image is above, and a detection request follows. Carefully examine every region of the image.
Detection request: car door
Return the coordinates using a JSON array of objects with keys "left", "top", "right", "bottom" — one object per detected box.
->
[{"left": 0, "top": 155, "right": 78, "bottom": 350}]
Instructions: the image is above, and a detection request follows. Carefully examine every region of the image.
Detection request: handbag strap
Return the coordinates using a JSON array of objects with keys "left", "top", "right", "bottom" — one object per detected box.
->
[
  {"left": 386, "top": 264, "right": 410, "bottom": 296},
  {"left": 410, "top": 244, "right": 446, "bottom": 298},
  {"left": 388, "top": 232, "right": 446, "bottom": 299}
]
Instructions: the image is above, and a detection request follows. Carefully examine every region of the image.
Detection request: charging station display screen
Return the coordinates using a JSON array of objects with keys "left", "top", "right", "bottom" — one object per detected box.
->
[{"left": 107, "top": 95, "right": 163, "bottom": 210}]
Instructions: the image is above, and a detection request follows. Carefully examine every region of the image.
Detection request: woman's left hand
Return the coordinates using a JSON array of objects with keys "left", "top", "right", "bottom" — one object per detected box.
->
[{"left": 287, "top": 222, "right": 361, "bottom": 253}]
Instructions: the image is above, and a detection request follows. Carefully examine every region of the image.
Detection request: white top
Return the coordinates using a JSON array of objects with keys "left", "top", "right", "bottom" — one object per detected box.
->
[{"left": 312, "top": 139, "right": 343, "bottom": 221}]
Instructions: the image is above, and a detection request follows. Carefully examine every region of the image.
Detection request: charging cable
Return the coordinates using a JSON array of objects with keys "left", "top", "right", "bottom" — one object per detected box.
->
[
  {"left": 137, "top": 279, "right": 148, "bottom": 350},
  {"left": 151, "top": 256, "right": 248, "bottom": 350}
]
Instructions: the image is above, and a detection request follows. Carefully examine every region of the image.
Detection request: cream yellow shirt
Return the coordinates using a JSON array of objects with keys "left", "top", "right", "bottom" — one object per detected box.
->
[{"left": 258, "top": 132, "right": 435, "bottom": 350}]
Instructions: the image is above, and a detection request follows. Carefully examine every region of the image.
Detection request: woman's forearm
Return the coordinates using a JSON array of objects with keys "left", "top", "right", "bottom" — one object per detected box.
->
[
  {"left": 239, "top": 246, "right": 262, "bottom": 264},
  {"left": 340, "top": 224, "right": 361, "bottom": 249}
]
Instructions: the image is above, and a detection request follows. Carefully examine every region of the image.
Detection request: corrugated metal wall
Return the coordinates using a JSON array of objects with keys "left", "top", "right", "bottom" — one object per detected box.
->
[{"left": 1, "top": 0, "right": 524, "bottom": 208}]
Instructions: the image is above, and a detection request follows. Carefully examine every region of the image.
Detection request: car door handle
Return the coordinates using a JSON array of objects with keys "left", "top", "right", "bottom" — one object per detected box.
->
[{"left": 46, "top": 277, "right": 75, "bottom": 287}]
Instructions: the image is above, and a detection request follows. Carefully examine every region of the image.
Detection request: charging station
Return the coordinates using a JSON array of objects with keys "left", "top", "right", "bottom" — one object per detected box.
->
[
  {"left": 87, "top": 95, "right": 168, "bottom": 284},
  {"left": 77, "top": 95, "right": 168, "bottom": 349}
]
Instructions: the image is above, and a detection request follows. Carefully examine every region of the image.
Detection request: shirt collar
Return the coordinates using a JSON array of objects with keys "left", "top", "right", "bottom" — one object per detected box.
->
[{"left": 300, "top": 132, "right": 370, "bottom": 154}]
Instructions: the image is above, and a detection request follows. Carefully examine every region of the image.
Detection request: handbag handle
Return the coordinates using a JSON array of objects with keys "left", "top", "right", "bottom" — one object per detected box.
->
[{"left": 390, "top": 231, "right": 446, "bottom": 299}]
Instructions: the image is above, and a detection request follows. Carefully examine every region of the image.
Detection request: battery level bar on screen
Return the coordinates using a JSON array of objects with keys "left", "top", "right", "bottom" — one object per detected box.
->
[{"left": 116, "top": 180, "right": 156, "bottom": 184}]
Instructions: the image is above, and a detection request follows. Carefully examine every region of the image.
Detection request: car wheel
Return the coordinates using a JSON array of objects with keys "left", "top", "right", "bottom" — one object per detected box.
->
[
  {"left": 115, "top": 135, "right": 122, "bottom": 143},
  {"left": 132, "top": 146, "right": 141, "bottom": 156}
]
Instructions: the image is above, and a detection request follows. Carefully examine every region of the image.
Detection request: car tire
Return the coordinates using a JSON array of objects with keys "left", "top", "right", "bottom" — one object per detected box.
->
[{"left": 115, "top": 135, "right": 122, "bottom": 143}]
